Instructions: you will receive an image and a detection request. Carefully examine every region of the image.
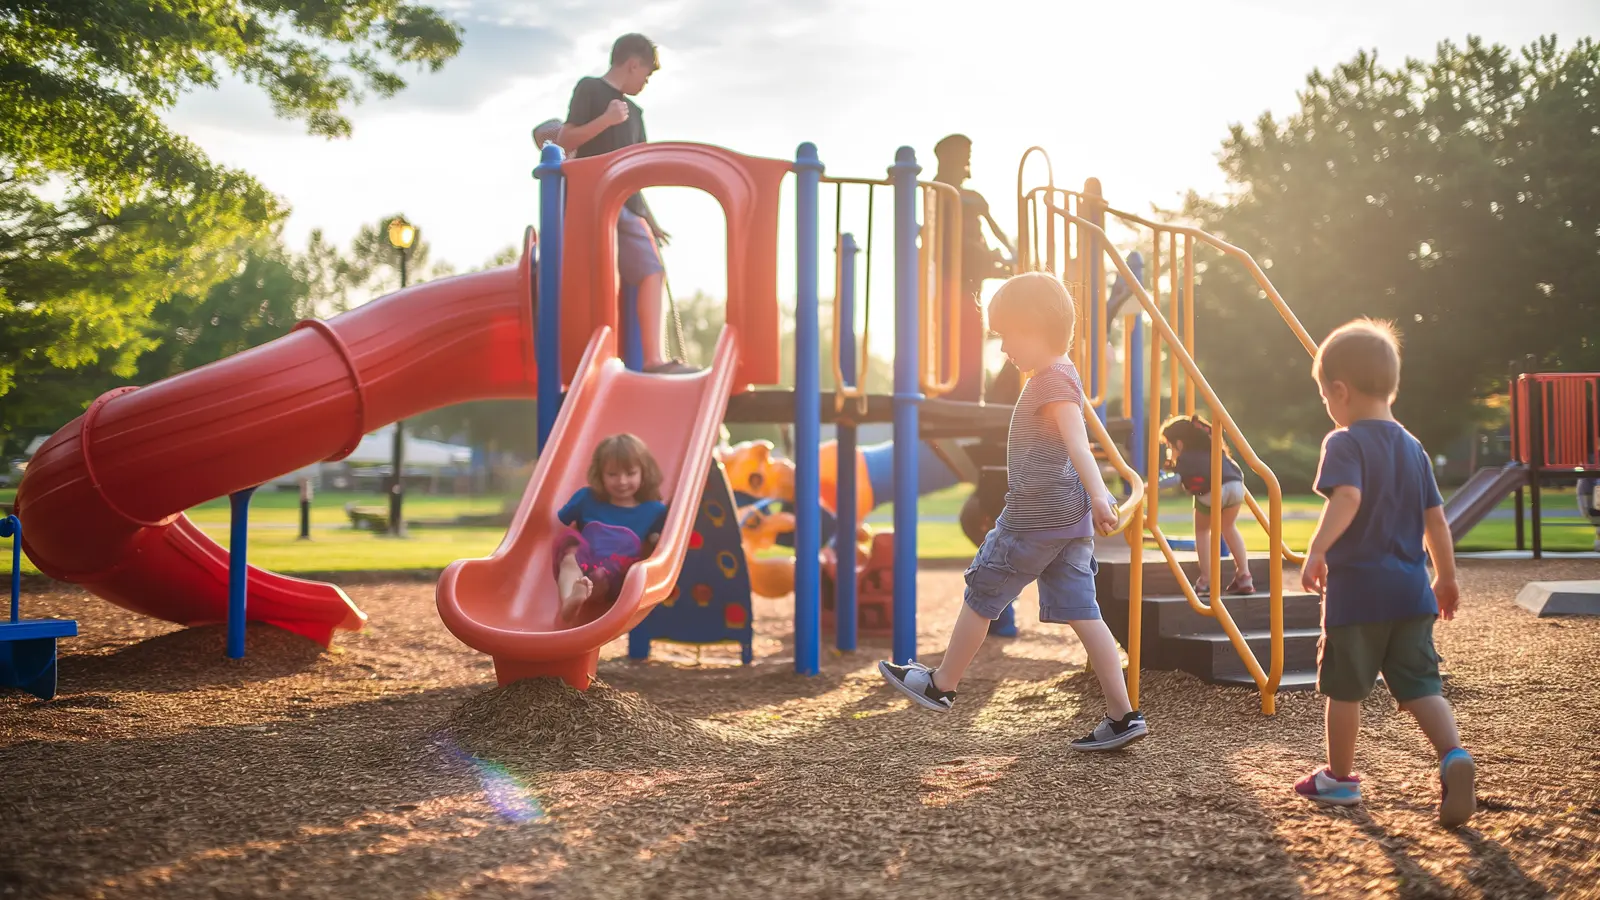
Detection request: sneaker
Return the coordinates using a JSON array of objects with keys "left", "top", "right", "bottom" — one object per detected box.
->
[
  {"left": 1439, "top": 747, "right": 1477, "bottom": 828},
  {"left": 646, "top": 360, "right": 699, "bottom": 375},
  {"left": 1294, "top": 767, "right": 1362, "bottom": 806},
  {"left": 1193, "top": 575, "right": 1210, "bottom": 596},
  {"left": 877, "top": 660, "right": 955, "bottom": 712},
  {"left": 1069, "top": 711, "right": 1148, "bottom": 751}
]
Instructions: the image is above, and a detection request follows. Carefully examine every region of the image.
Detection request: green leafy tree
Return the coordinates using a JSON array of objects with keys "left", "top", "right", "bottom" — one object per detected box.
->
[
  {"left": 0, "top": 0, "right": 462, "bottom": 453},
  {"left": 1183, "top": 35, "right": 1600, "bottom": 459}
]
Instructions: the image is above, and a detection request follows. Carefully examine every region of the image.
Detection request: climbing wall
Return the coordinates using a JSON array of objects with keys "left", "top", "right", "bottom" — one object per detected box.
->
[{"left": 627, "top": 459, "right": 755, "bottom": 664}]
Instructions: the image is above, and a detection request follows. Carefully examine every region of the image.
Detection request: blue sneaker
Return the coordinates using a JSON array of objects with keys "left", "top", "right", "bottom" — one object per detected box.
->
[
  {"left": 1439, "top": 748, "right": 1477, "bottom": 828},
  {"left": 1294, "top": 767, "right": 1362, "bottom": 806}
]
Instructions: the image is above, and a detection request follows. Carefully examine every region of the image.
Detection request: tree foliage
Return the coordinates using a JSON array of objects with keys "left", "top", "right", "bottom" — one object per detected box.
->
[{"left": 1183, "top": 35, "right": 1600, "bottom": 454}]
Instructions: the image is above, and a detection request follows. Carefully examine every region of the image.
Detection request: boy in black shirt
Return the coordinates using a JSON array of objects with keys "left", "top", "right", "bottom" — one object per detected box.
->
[{"left": 538, "top": 34, "right": 690, "bottom": 374}]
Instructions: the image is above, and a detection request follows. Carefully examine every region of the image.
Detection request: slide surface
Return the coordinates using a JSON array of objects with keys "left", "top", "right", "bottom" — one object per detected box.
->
[
  {"left": 1444, "top": 463, "right": 1528, "bottom": 544},
  {"left": 15, "top": 241, "right": 539, "bottom": 645},
  {"left": 436, "top": 325, "right": 740, "bottom": 689}
]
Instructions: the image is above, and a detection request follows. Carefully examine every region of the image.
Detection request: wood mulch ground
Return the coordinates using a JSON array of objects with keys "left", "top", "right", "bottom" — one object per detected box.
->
[{"left": 2, "top": 559, "right": 1597, "bottom": 899}]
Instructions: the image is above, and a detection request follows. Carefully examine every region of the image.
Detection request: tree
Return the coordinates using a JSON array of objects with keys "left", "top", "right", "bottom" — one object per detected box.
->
[
  {"left": 1183, "top": 36, "right": 1600, "bottom": 456},
  {"left": 0, "top": 1, "right": 462, "bottom": 454}
]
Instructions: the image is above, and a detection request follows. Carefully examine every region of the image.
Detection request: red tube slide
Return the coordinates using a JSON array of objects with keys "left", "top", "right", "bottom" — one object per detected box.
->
[
  {"left": 15, "top": 237, "right": 539, "bottom": 646},
  {"left": 436, "top": 325, "right": 739, "bottom": 689}
]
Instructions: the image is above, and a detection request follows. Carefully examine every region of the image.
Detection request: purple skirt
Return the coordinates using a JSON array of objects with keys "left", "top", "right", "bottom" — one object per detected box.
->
[{"left": 553, "top": 522, "right": 644, "bottom": 613}]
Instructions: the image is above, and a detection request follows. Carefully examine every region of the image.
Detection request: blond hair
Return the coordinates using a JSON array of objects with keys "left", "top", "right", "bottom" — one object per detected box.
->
[
  {"left": 1313, "top": 318, "right": 1402, "bottom": 400},
  {"left": 587, "top": 433, "right": 663, "bottom": 501},
  {"left": 987, "top": 271, "right": 1076, "bottom": 355}
]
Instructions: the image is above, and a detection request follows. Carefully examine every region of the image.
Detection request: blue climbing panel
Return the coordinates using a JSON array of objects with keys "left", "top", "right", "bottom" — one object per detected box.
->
[
  {"left": 628, "top": 460, "right": 755, "bottom": 664},
  {"left": 0, "top": 515, "right": 78, "bottom": 700}
]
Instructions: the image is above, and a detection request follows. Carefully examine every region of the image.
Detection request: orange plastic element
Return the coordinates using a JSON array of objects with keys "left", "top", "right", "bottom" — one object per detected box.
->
[
  {"left": 436, "top": 326, "right": 740, "bottom": 690},
  {"left": 747, "top": 555, "right": 795, "bottom": 599},
  {"left": 558, "top": 143, "right": 790, "bottom": 391},
  {"left": 716, "top": 440, "right": 795, "bottom": 502},
  {"left": 15, "top": 233, "right": 541, "bottom": 645},
  {"left": 816, "top": 440, "right": 874, "bottom": 515},
  {"left": 737, "top": 502, "right": 794, "bottom": 551}
]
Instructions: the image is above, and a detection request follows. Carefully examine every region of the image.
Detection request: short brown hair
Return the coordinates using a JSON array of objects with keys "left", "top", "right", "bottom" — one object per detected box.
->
[
  {"left": 587, "top": 433, "right": 663, "bottom": 501},
  {"left": 987, "top": 271, "right": 1075, "bottom": 355},
  {"left": 611, "top": 33, "right": 658, "bottom": 69},
  {"left": 1313, "top": 318, "right": 1402, "bottom": 400}
]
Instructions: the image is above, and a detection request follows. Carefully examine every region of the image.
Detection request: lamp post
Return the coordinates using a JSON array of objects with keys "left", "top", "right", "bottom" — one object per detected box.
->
[{"left": 385, "top": 216, "right": 416, "bottom": 537}]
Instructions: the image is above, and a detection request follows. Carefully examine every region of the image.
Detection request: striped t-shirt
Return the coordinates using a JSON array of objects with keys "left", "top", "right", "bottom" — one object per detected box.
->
[{"left": 996, "top": 361, "right": 1090, "bottom": 532}]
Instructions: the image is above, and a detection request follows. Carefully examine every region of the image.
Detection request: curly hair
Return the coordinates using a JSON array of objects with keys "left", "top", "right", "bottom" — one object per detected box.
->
[{"left": 587, "top": 433, "right": 663, "bottom": 502}]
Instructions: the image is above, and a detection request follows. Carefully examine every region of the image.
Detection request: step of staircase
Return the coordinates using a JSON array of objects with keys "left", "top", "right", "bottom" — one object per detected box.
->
[
  {"left": 1096, "top": 554, "right": 1286, "bottom": 600},
  {"left": 1213, "top": 670, "right": 1319, "bottom": 692},
  {"left": 1160, "top": 627, "right": 1322, "bottom": 682}
]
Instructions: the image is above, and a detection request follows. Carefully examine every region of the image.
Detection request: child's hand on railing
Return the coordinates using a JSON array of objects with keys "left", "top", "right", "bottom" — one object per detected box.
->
[{"left": 1091, "top": 493, "right": 1119, "bottom": 535}]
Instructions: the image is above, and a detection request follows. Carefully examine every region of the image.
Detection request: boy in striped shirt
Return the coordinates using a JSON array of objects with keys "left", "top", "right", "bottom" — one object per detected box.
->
[{"left": 879, "top": 272, "right": 1147, "bottom": 750}]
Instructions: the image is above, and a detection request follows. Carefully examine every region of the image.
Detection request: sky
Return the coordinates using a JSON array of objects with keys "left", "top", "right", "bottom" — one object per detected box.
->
[{"left": 168, "top": 0, "right": 1600, "bottom": 357}]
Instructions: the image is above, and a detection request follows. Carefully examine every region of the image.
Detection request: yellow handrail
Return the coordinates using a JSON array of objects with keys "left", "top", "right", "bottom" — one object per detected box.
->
[
  {"left": 823, "top": 177, "right": 885, "bottom": 414},
  {"left": 917, "top": 180, "right": 963, "bottom": 397},
  {"left": 1014, "top": 147, "right": 1056, "bottom": 272},
  {"left": 1051, "top": 204, "right": 1286, "bottom": 714}
]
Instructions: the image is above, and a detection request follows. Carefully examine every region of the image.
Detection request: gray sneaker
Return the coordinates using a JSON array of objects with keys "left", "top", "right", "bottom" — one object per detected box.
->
[
  {"left": 1070, "top": 711, "right": 1148, "bottom": 751},
  {"left": 877, "top": 660, "right": 956, "bottom": 712}
]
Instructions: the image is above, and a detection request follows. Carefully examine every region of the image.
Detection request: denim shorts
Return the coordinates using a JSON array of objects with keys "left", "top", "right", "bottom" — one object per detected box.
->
[
  {"left": 1196, "top": 480, "right": 1246, "bottom": 510},
  {"left": 964, "top": 526, "right": 1100, "bottom": 623},
  {"left": 617, "top": 207, "right": 664, "bottom": 286}
]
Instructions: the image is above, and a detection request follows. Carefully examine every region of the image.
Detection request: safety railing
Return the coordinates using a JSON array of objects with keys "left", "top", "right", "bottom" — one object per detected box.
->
[
  {"left": 1514, "top": 373, "right": 1600, "bottom": 469},
  {"left": 1048, "top": 204, "right": 1289, "bottom": 715},
  {"left": 823, "top": 176, "right": 963, "bottom": 407}
]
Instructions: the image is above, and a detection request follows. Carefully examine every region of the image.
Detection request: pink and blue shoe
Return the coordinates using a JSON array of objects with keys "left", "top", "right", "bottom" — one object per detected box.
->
[{"left": 1294, "top": 767, "right": 1362, "bottom": 806}]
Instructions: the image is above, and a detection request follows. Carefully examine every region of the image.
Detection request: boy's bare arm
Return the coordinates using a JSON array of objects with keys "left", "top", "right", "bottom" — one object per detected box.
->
[
  {"left": 1302, "top": 486, "right": 1360, "bottom": 594},
  {"left": 1423, "top": 505, "right": 1460, "bottom": 619},
  {"left": 1047, "top": 401, "right": 1118, "bottom": 532}
]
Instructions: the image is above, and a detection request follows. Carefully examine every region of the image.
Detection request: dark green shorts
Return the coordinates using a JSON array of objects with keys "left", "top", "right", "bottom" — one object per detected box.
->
[{"left": 1317, "top": 614, "right": 1443, "bottom": 703}]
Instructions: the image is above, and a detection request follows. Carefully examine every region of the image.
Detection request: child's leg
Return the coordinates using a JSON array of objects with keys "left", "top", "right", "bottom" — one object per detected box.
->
[
  {"left": 556, "top": 550, "right": 591, "bottom": 612},
  {"left": 1401, "top": 695, "right": 1462, "bottom": 756},
  {"left": 1193, "top": 504, "right": 1213, "bottom": 586},
  {"left": 931, "top": 603, "right": 992, "bottom": 693},
  {"left": 1221, "top": 503, "right": 1250, "bottom": 577},
  {"left": 1384, "top": 616, "right": 1460, "bottom": 757},
  {"left": 1325, "top": 698, "right": 1361, "bottom": 778},
  {"left": 1068, "top": 619, "right": 1134, "bottom": 718}
]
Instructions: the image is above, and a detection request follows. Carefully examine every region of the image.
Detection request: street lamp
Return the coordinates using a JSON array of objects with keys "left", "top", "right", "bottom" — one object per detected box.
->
[{"left": 385, "top": 216, "right": 417, "bottom": 537}]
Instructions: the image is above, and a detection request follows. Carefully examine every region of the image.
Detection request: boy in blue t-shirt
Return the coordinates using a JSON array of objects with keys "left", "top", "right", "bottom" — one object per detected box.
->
[{"left": 1296, "top": 318, "right": 1475, "bottom": 828}]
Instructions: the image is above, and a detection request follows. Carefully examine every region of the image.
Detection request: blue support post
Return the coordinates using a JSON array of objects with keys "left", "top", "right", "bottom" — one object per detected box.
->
[
  {"left": 836, "top": 232, "right": 860, "bottom": 653},
  {"left": 621, "top": 284, "right": 644, "bottom": 371},
  {"left": 5, "top": 515, "right": 18, "bottom": 623},
  {"left": 1127, "top": 252, "right": 1147, "bottom": 480},
  {"left": 227, "top": 487, "right": 257, "bottom": 659},
  {"left": 793, "top": 142, "right": 824, "bottom": 677},
  {"left": 535, "top": 143, "right": 566, "bottom": 453},
  {"left": 1090, "top": 231, "right": 1106, "bottom": 423},
  {"left": 890, "top": 147, "right": 922, "bottom": 666}
]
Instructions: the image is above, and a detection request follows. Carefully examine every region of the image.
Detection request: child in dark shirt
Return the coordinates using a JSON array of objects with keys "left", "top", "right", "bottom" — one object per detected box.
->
[
  {"left": 1161, "top": 415, "right": 1253, "bottom": 595},
  {"left": 555, "top": 434, "right": 669, "bottom": 626},
  {"left": 1295, "top": 318, "right": 1473, "bottom": 828}
]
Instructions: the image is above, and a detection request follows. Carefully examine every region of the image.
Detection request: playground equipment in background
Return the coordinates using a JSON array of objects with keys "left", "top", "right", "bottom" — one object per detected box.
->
[
  {"left": 624, "top": 460, "right": 755, "bottom": 664},
  {"left": 15, "top": 134, "right": 1317, "bottom": 714},
  {"left": 1445, "top": 372, "right": 1600, "bottom": 557},
  {"left": 0, "top": 515, "right": 77, "bottom": 700}
]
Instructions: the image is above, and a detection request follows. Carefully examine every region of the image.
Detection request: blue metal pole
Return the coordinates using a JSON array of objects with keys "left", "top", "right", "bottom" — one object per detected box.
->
[
  {"left": 836, "top": 232, "right": 860, "bottom": 653},
  {"left": 1127, "top": 252, "right": 1147, "bottom": 480},
  {"left": 793, "top": 142, "right": 824, "bottom": 677},
  {"left": 3, "top": 515, "right": 20, "bottom": 623},
  {"left": 535, "top": 143, "right": 566, "bottom": 453},
  {"left": 621, "top": 284, "right": 644, "bottom": 371},
  {"left": 227, "top": 487, "right": 256, "bottom": 659},
  {"left": 890, "top": 147, "right": 922, "bottom": 666},
  {"left": 1090, "top": 232, "right": 1106, "bottom": 423}
]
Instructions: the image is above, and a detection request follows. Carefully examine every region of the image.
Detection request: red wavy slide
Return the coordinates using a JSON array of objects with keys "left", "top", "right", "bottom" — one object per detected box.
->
[
  {"left": 436, "top": 325, "right": 739, "bottom": 689},
  {"left": 15, "top": 242, "right": 539, "bottom": 646}
]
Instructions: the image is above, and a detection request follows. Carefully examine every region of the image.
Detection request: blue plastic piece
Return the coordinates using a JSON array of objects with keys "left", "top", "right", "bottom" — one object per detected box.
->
[
  {"left": 621, "top": 283, "right": 644, "bottom": 371},
  {"left": 629, "top": 461, "right": 754, "bottom": 663},
  {"left": 0, "top": 515, "right": 78, "bottom": 700},
  {"left": 890, "top": 146, "right": 922, "bottom": 666},
  {"left": 835, "top": 232, "right": 860, "bottom": 652},
  {"left": 227, "top": 487, "right": 256, "bottom": 659},
  {"left": 535, "top": 142, "right": 566, "bottom": 452},
  {"left": 792, "top": 141, "right": 824, "bottom": 676}
]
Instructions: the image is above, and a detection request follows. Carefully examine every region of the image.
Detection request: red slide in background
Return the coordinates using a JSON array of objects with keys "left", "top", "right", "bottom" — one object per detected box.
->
[
  {"left": 436, "top": 325, "right": 739, "bottom": 689},
  {"left": 14, "top": 237, "right": 540, "bottom": 646}
]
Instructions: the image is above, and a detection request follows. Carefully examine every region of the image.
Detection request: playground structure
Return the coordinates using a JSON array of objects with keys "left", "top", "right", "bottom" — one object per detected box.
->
[
  {"left": 1444, "top": 372, "right": 1600, "bottom": 557},
  {"left": 20, "top": 130, "right": 1575, "bottom": 714}
]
